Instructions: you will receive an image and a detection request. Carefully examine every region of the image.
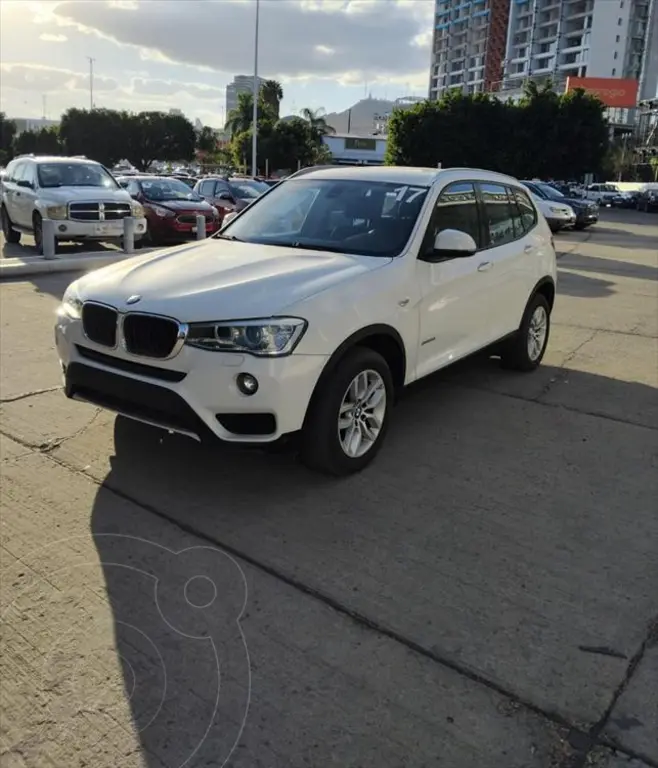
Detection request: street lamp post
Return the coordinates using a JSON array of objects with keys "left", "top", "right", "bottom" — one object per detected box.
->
[
  {"left": 87, "top": 56, "right": 95, "bottom": 110},
  {"left": 251, "top": 0, "right": 260, "bottom": 176}
]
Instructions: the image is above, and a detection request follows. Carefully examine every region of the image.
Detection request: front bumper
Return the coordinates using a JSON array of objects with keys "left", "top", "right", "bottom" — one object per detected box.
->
[
  {"left": 51, "top": 217, "right": 147, "bottom": 240},
  {"left": 575, "top": 209, "right": 599, "bottom": 225},
  {"left": 148, "top": 216, "right": 219, "bottom": 240},
  {"left": 546, "top": 213, "right": 576, "bottom": 230},
  {"left": 55, "top": 316, "right": 328, "bottom": 443}
]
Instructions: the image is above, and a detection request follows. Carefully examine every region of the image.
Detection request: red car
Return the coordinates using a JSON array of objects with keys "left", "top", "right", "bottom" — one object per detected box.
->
[{"left": 118, "top": 176, "right": 219, "bottom": 245}]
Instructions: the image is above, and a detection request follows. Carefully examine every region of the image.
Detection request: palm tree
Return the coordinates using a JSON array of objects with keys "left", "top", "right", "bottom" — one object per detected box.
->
[
  {"left": 260, "top": 80, "right": 283, "bottom": 119},
  {"left": 300, "top": 107, "right": 336, "bottom": 143},
  {"left": 225, "top": 92, "right": 254, "bottom": 137}
]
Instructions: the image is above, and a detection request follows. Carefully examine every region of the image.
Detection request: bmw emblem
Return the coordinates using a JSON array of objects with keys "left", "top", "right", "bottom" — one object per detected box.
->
[{"left": 126, "top": 295, "right": 142, "bottom": 305}]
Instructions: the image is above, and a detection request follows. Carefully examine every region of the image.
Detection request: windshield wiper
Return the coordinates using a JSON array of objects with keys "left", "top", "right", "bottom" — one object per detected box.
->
[{"left": 216, "top": 233, "right": 244, "bottom": 242}]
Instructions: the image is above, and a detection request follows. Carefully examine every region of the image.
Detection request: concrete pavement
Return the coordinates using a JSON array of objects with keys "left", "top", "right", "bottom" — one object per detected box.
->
[{"left": 1, "top": 209, "right": 657, "bottom": 767}]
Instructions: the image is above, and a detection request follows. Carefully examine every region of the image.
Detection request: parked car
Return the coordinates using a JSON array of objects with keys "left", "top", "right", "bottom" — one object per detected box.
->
[
  {"left": 522, "top": 180, "right": 598, "bottom": 230},
  {"left": 1, "top": 155, "right": 146, "bottom": 254},
  {"left": 610, "top": 189, "right": 638, "bottom": 208},
  {"left": 525, "top": 189, "right": 576, "bottom": 232},
  {"left": 56, "top": 166, "right": 557, "bottom": 475},
  {"left": 582, "top": 183, "right": 621, "bottom": 206},
  {"left": 170, "top": 174, "right": 199, "bottom": 189},
  {"left": 117, "top": 175, "right": 220, "bottom": 244},
  {"left": 635, "top": 183, "right": 658, "bottom": 212},
  {"left": 194, "top": 176, "right": 270, "bottom": 222}
]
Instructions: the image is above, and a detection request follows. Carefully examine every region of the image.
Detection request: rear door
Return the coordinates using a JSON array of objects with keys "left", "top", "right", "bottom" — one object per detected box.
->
[
  {"left": 476, "top": 181, "right": 538, "bottom": 340},
  {"left": 3, "top": 161, "right": 24, "bottom": 224}
]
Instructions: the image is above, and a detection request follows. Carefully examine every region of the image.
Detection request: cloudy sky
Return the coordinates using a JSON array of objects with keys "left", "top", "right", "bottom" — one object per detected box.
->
[{"left": 0, "top": 0, "right": 434, "bottom": 127}]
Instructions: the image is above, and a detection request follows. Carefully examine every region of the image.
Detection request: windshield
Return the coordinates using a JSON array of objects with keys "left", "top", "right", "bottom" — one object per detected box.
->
[
  {"left": 140, "top": 178, "right": 202, "bottom": 202},
  {"left": 37, "top": 162, "right": 118, "bottom": 189},
  {"left": 532, "top": 182, "right": 565, "bottom": 199},
  {"left": 229, "top": 179, "right": 269, "bottom": 199},
  {"left": 221, "top": 178, "right": 429, "bottom": 257}
]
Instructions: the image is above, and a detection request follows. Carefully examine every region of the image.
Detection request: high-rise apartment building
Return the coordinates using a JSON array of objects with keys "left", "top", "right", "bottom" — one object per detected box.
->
[
  {"left": 429, "top": 0, "right": 658, "bottom": 102},
  {"left": 503, "top": 0, "right": 657, "bottom": 99},
  {"left": 225, "top": 75, "right": 265, "bottom": 116},
  {"left": 429, "top": 0, "right": 511, "bottom": 99}
]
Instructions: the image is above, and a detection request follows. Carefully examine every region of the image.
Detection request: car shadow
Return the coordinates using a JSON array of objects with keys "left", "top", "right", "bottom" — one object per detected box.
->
[
  {"left": 89, "top": 355, "right": 658, "bottom": 765},
  {"left": 556, "top": 267, "right": 616, "bottom": 298},
  {"left": 559, "top": 253, "right": 658, "bottom": 282}
]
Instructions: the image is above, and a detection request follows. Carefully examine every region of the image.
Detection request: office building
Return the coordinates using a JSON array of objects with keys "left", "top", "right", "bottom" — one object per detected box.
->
[
  {"left": 225, "top": 75, "right": 265, "bottom": 116},
  {"left": 429, "top": 0, "right": 658, "bottom": 103}
]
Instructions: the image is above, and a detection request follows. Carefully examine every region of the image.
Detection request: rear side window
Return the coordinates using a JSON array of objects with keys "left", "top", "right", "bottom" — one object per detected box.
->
[
  {"left": 431, "top": 181, "right": 481, "bottom": 247},
  {"left": 509, "top": 186, "right": 537, "bottom": 233},
  {"left": 479, "top": 182, "right": 519, "bottom": 246}
]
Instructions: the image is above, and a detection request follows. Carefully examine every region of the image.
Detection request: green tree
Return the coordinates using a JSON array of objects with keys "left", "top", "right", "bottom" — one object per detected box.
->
[
  {"left": 649, "top": 154, "right": 658, "bottom": 182},
  {"left": 385, "top": 82, "right": 609, "bottom": 179},
  {"left": 0, "top": 112, "right": 17, "bottom": 165},
  {"left": 312, "top": 143, "right": 333, "bottom": 165},
  {"left": 13, "top": 130, "right": 38, "bottom": 156},
  {"left": 260, "top": 79, "right": 283, "bottom": 119},
  {"left": 300, "top": 107, "right": 335, "bottom": 143},
  {"left": 59, "top": 108, "right": 128, "bottom": 167},
  {"left": 225, "top": 91, "right": 278, "bottom": 138},
  {"left": 196, "top": 125, "right": 217, "bottom": 154},
  {"left": 124, "top": 111, "right": 196, "bottom": 170},
  {"left": 230, "top": 118, "right": 316, "bottom": 175}
]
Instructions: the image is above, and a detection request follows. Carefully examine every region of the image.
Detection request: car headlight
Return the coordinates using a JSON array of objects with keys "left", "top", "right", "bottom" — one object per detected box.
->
[
  {"left": 58, "top": 285, "right": 83, "bottom": 320},
  {"left": 151, "top": 205, "right": 174, "bottom": 218},
  {"left": 550, "top": 206, "right": 566, "bottom": 214},
  {"left": 46, "top": 204, "right": 68, "bottom": 220},
  {"left": 186, "top": 317, "right": 307, "bottom": 356},
  {"left": 131, "top": 202, "right": 144, "bottom": 217}
]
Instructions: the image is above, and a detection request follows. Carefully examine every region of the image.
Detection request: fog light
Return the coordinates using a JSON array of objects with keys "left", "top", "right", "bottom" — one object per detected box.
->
[
  {"left": 58, "top": 224, "right": 67, "bottom": 232},
  {"left": 236, "top": 373, "right": 258, "bottom": 395}
]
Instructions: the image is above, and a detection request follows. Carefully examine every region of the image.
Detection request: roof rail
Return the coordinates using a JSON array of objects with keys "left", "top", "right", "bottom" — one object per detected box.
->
[{"left": 15, "top": 153, "right": 35, "bottom": 159}]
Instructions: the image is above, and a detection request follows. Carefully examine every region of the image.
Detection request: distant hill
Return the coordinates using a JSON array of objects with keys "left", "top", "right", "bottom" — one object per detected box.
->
[
  {"left": 322, "top": 96, "right": 426, "bottom": 135},
  {"left": 323, "top": 97, "right": 397, "bottom": 135}
]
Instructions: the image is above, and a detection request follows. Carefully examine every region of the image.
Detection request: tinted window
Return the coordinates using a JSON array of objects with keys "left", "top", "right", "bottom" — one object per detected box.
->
[
  {"left": 479, "top": 182, "right": 518, "bottom": 246},
  {"left": 199, "top": 179, "right": 215, "bottom": 196},
  {"left": 430, "top": 181, "right": 481, "bottom": 247},
  {"left": 222, "top": 178, "right": 429, "bottom": 258},
  {"left": 140, "top": 178, "right": 202, "bottom": 202},
  {"left": 510, "top": 187, "right": 537, "bottom": 233},
  {"left": 229, "top": 179, "right": 269, "bottom": 199}
]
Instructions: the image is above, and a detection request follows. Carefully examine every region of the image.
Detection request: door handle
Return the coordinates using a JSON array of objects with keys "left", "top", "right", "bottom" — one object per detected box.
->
[
  {"left": 477, "top": 261, "right": 493, "bottom": 272},
  {"left": 524, "top": 244, "right": 534, "bottom": 253}
]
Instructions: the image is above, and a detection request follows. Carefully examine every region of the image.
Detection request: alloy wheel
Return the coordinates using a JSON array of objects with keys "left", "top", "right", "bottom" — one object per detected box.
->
[
  {"left": 337, "top": 369, "right": 387, "bottom": 458},
  {"left": 527, "top": 305, "right": 548, "bottom": 362}
]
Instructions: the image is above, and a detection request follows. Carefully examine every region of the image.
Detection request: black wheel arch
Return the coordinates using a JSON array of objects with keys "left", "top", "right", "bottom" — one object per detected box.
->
[
  {"left": 527, "top": 276, "right": 556, "bottom": 315},
  {"left": 304, "top": 324, "right": 407, "bottom": 422}
]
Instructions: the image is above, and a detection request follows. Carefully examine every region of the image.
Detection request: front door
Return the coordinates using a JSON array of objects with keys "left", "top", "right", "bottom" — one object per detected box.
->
[{"left": 416, "top": 180, "right": 495, "bottom": 379}]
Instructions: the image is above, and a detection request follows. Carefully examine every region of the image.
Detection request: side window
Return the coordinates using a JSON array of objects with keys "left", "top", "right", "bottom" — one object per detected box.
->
[
  {"left": 11, "top": 162, "right": 25, "bottom": 183},
  {"left": 430, "top": 181, "right": 481, "bottom": 248},
  {"left": 479, "top": 182, "right": 518, "bottom": 247},
  {"left": 510, "top": 186, "right": 537, "bottom": 233},
  {"left": 22, "top": 163, "right": 36, "bottom": 188},
  {"left": 127, "top": 181, "right": 141, "bottom": 197},
  {"left": 199, "top": 179, "right": 215, "bottom": 196},
  {"left": 5, "top": 160, "right": 18, "bottom": 182}
]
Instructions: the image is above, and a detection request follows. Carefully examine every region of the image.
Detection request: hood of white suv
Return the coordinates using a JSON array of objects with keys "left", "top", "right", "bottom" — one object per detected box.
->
[
  {"left": 75, "top": 239, "right": 390, "bottom": 320},
  {"left": 40, "top": 187, "right": 133, "bottom": 204}
]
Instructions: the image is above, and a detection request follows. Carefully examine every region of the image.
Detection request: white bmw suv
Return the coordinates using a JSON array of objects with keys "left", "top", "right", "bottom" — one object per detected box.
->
[
  {"left": 55, "top": 166, "right": 557, "bottom": 475},
  {"left": 1, "top": 155, "right": 146, "bottom": 254}
]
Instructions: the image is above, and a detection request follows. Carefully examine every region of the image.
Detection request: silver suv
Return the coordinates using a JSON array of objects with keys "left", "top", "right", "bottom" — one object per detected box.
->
[{"left": 1, "top": 155, "right": 147, "bottom": 254}]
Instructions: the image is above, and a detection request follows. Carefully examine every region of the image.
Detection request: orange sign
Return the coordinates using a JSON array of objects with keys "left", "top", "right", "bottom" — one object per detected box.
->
[{"left": 565, "top": 77, "right": 639, "bottom": 108}]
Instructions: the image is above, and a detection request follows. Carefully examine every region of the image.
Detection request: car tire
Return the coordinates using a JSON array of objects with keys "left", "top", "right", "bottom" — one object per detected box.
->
[
  {"left": 300, "top": 346, "right": 393, "bottom": 476},
  {"left": 500, "top": 293, "right": 551, "bottom": 372},
  {"left": 1, "top": 205, "right": 21, "bottom": 244},
  {"left": 574, "top": 222, "right": 587, "bottom": 230}
]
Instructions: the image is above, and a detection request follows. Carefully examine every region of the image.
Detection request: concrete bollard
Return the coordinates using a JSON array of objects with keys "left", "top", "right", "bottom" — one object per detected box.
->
[
  {"left": 196, "top": 214, "right": 206, "bottom": 240},
  {"left": 42, "top": 218, "right": 56, "bottom": 260},
  {"left": 123, "top": 216, "right": 135, "bottom": 254}
]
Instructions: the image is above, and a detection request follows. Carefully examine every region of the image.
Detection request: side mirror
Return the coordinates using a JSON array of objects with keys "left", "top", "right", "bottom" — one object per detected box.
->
[
  {"left": 222, "top": 211, "right": 238, "bottom": 226},
  {"left": 217, "top": 191, "right": 233, "bottom": 201},
  {"left": 16, "top": 179, "right": 33, "bottom": 189},
  {"left": 422, "top": 229, "right": 477, "bottom": 262}
]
